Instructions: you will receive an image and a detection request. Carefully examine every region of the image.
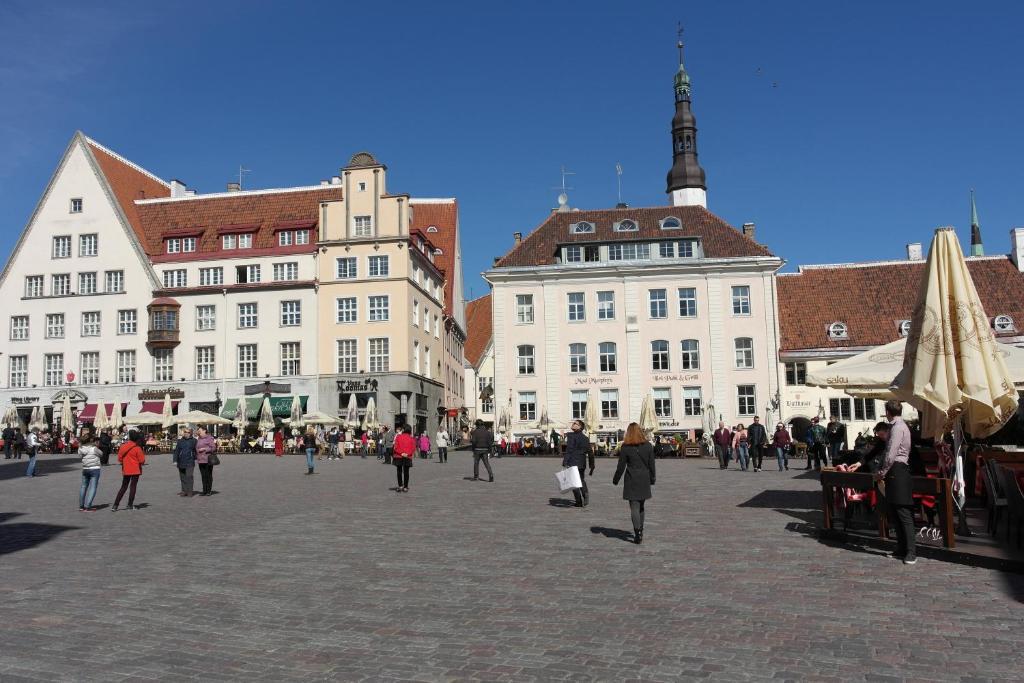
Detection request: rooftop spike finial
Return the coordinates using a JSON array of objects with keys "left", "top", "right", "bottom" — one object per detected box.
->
[
  {"left": 674, "top": 22, "right": 691, "bottom": 101},
  {"left": 970, "top": 188, "right": 984, "bottom": 256}
]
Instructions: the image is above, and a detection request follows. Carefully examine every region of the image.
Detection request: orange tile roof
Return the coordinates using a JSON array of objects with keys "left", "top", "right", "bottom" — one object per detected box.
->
[
  {"left": 464, "top": 294, "right": 492, "bottom": 367},
  {"left": 777, "top": 257, "right": 1024, "bottom": 352},
  {"left": 494, "top": 204, "right": 773, "bottom": 267},
  {"left": 86, "top": 139, "right": 170, "bottom": 242},
  {"left": 410, "top": 200, "right": 459, "bottom": 318}
]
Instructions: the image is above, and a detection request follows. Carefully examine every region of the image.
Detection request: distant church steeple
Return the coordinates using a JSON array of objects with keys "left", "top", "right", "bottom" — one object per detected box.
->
[
  {"left": 970, "top": 189, "right": 984, "bottom": 256},
  {"left": 666, "top": 30, "right": 707, "bottom": 208}
]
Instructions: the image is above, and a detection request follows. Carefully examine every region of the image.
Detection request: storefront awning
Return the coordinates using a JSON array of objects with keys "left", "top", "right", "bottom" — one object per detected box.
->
[
  {"left": 141, "top": 400, "right": 180, "bottom": 413},
  {"left": 220, "top": 396, "right": 308, "bottom": 419},
  {"left": 77, "top": 402, "right": 127, "bottom": 422}
]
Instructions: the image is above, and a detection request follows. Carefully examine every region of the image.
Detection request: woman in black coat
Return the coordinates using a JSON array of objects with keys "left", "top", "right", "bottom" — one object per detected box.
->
[{"left": 612, "top": 422, "right": 656, "bottom": 544}]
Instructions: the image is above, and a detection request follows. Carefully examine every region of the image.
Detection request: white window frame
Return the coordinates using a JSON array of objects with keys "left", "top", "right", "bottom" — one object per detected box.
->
[
  {"left": 70, "top": 198, "right": 83, "bottom": 213},
  {"left": 118, "top": 309, "right": 137, "bottom": 335},
  {"left": 9, "top": 355, "right": 28, "bottom": 388},
  {"left": 196, "top": 305, "right": 216, "bottom": 331},
  {"left": 52, "top": 235, "right": 71, "bottom": 259},
  {"left": 336, "top": 297, "right": 358, "bottom": 323},
  {"left": 567, "top": 292, "right": 586, "bottom": 322},
  {"left": 368, "top": 255, "right": 389, "bottom": 277},
  {"left": 238, "top": 233, "right": 253, "bottom": 249},
  {"left": 238, "top": 303, "right": 258, "bottom": 329},
  {"left": 353, "top": 215, "right": 373, "bottom": 237},
  {"left": 599, "top": 341, "right": 617, "bottom": 373},
  {"left": 46, "top": 313, "right": 65, "bottom": 339},
  {"left": 81, "top": 311, "right": 101, "bottom": 337},
  {"left": 570, "top": 390, "right": 589, "bottom": 421},
  {"left": 515, "top": 294, "right": 534, "bottom": 324},
  {"left": 237, "top": 344, "right": 258, "bottom": 378},
  {"left": 681, "top": 339, "right": 700, "bottom": 370},
  {"left": 117, "top": 350, "right": 136, "bottom": 383},
  {"left": 613, "top": 220, "right": 638, "bottom": 232},
  {"left": 25, "top": 275, "right": 44, "bottom": 298},
  {"left": 336, "top": 257, "right": 357, "bottom": 279},
  {"left": 44, "top": 353, "right": 64, "bottom": 386},
  {"left": 78, "top": 272, "right": 97, "bottom": 295},
  {"left": 337, "top": 339, "right": 358, "bottom": 373},
  {"left": 10, "top": 315, "right": 29, "bottom": 341},
  {"left": 682, "top": 387, "right": 702, "bottom": 417},
  {"left": 163, "top": 269, "right": 187, "bottom": 288},
  {"left": 105, "top": 270, "right": 124, "bottom": 293},
  {"left": 280, "top": 342, "right": 301, "bottom": 376},
  {"left": 734, "top": 337, "right": 754, "bottom": 369},
  {"left": 52, "top": 274, "right": 71, "bottom": 296},
  {"left": 195, "top": 346, "right": 216, "bottom": 380},
  {"left": 737, "top": 385, "right": 756, "bottom": 417},
  {"left": 518, "top": 391, "right": 537, "bottom": 421},
  {"left": 273, "top": 262, "right": 299, "bottom": 281},
  {"left": 649, "top": 289, "right": 668, "bottom": 319},
  {"left": 79, "top": 234, "right": 98, "bottom": 257},
  {"left": 731, "top": 285, "right": 751, "bottom": 316},
  {"left": 279, "top": 231, "right": 294, "bottom": 247},
  {"left": 653, "top": 388, "right": 672, "bottom": 417},
  {"left": 600, "top": 389, "right": 619, "bottom": 419},
  {"left": 517, "top": 345, "right": 536, "bottom": 375},
  {"left": 597, "top": 291, "right": 615, "bottom": 320},
  {"left": 222, "top": 234, "right": 237, "bottom": 250},
  {"left": 80, "top": 352, "right": 100, "bottom": 385},
  {"left": 280, "top": 300, "right": 301, "bottom": 326},
  {"left": 568, "top": 343, "right": 587, "bottom": 373},
  {"left": 651, "top": 340, "right": 670, "bottom": 371},
  {"left": 368, "top": 337, "right": 390, "bottom": 372},
  {"left": 199, "top": 267, "right": 224, "bottom": 286},
  {"left": 368, "top": 295, "right": 389, "bottom": 322},
  {"left": 571, "top": 221, "right": 595, "bottom": 234},
  {"left": 678, "top": 287, "right": 697, "bottom": 318}
]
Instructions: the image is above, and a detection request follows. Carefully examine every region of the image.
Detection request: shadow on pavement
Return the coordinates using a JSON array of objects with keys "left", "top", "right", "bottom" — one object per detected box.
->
[
  {"left": 0, "top": 457, "right": 80, "bottom": 481},
  {"left": 548, "top": 497, "right": 576, "bottom": 508},
  {"left": 0, "top": 512, "right": 80, "bottom": 556},
  {"left": 737, "top": 489, "right": 820, "bottom": 510},
  {"left": 792, "top": 469, "right": 822, "bottom": 480},
  {"left": 590, "top": 526, "right": 633, "bottom": 543}
]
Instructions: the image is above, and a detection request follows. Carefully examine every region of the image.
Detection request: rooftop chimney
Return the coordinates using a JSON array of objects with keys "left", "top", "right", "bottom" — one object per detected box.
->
[
  {"left": 226, "top": 182, "right": 241, "bottom": 192},
  {"left": 513, "top": 232, "right": 523, "bottom": 246},
  {"left": 185, "top": 189, "right": 197, "bottom": 196},
  {"left": 320, "top": 179, "right": 329, "bottom": 186},
  {"left": 1011, "top": 228, "right": 1024, "bottom": 272},
  {"left": 906, "top": 243, "right": 923, "bottom": 261},
  {"left": 330, "top": 176, "right": 342, "bottom": 185},
  {"left": 741, "top": 222, "right": 756, "bottom": 240},
  {"left": 169, "top": 179, "right": 188, "bottom": 198}
]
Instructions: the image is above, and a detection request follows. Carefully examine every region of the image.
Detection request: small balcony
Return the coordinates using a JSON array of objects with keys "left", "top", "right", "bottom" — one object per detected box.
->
[
  {"left": 147, "top": 297, "right": 181, "bottom": 349},
  {"left": 147, "top": 328, "right": 180, "bottom": 349}
]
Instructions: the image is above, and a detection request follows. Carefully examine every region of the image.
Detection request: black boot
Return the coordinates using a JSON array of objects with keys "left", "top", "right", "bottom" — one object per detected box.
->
[{"left": 634, "top": 528, "right": 643, "bottom": 544}]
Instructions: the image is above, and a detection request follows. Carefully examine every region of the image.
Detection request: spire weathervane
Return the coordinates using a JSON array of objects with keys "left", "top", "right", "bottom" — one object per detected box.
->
[
  {"left": 552, "top": 166, "right": 575, "bottom": 212},
  {"left": 677, "top": 22, "right": 685, "bottom": 66}
]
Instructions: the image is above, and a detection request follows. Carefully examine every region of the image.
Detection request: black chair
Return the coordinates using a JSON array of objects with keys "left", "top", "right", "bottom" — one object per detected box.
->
[
  {"left": 983, "top": 459, "right": 1007, "bottom": 536},
  {"left": 1001, "top": 466, "right": 1024, "bottom": 549}
]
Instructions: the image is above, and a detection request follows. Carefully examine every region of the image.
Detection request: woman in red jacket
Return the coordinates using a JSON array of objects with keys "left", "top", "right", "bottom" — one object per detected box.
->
[
  {"left": 113, "top": 430, "right": 147, "bottom": 511},
  {"left": 392, "top": 425, "right": 416, "bottom": 492}
]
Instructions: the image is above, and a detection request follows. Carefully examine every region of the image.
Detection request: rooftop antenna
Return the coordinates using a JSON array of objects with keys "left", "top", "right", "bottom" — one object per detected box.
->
[
  {"left": 552, "top": 165, "right": 575, "bottom": 210},
  {"left": 615, "top": 163, "right": 623, "bottom": 205},
  {"left": 677, "top": 21, "right": 685, "bottom": 65},
  {"left": 238, "top": 164, "right": 251, "bottom": 190}
]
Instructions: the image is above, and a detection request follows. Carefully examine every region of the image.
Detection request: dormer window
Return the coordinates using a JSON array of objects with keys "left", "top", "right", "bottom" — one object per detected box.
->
[
  {"left": 427, "top": 225, "right": 438, "bottom": 233},
  {"left": 614, "top": 220, "right": 638, "bottom": 232},
  {"left": 994, "top": 315, "right": 1015, "bottom": 332},
  {"left": 828, "top": 322, "right": 848, "bottom": 340},
  {"left": 898, "top": 320, "right": 912, "bottom": 337},
  {"left": 571, "top": 221, "right": 595, "bottom": 234},
  {"left": 660, "top": 216, "right": 681, "bottom": 229}
]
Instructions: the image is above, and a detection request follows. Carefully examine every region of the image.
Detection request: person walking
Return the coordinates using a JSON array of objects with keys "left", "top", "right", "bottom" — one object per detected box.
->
[
  {"left": 772, "top": 422, "right": 792, "bottom": 471},
  {"left": 113, "top": 430, "right": 146, "bottom": 511},
  {"left": 612, "top": 423, "right": 656, "bottom": 544},
  {"left": 731, "top": 424, "right": 750, "bottom": 471},
  {"left": 468, "top": 420, "right": 494, "bottom": 482},
  {"left": 2, "top": 424, "right": 13, "bottom": 459},
  {"left": 274, "top": 428, "right": 284, "bottom": 457},
  {"left": 381, "top": 426, "right": 394, "bottom": 464},
  {"left": 195, "top": 427, "right": 218, "bottom": 496},
  {"left": 563, "top": 420, "right": 591, "bottom": 507},
  {"left": 805, "top": 417, "right": 828, "bottom": 469},
  {"left": 713, "top": 421, "right": 732, "bottom": 469},
  {"left": 328, "top": 428, "right": 340, "bottom": 460},
  {"left": 360, "top": 431, "right": 368, "bottom": 459},
  {"left": 78, "top": 433, "right": 103, "bottom": 511},
  {"left": 173, "top": 428, "right": 198, "bottom": 497},
  {"left": 874, "top": 400, "right": 916, "bottom": 564},
  {"left": 393, "top": 425, "right": 415, "bottom": 492},
  {"left": 748, "top": 416, "right": 769, "bottom": 473},
  {"left": 435, "top": 426, "right": 450, "bottom": 464},
  {"left": 13, "top": 428, "right": 25, "bottom": 459},
  {"left": 418, "top": 432, "right": 431, "bottom": 459},
  {"left": 98, "top": 429, "right": 113, "bottom": 466},
  {"left": 827, "top": 415, "right": 848, "bottom": 465},
  {"left": 302, "top": 427, "right": 317, "bottom": 475},
  {"left": 25, "top": 427, "right": 40, "bottom": 477}
]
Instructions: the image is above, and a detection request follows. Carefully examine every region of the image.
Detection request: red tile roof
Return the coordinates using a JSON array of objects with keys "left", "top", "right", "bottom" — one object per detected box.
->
[
  {"left": 411, "top": 200, "right": 459, "bottom": 318},
  {"left": 464, "top": 294, "right": 492, "bottom": 367},
  {"left": 494, "top": 205, "right": 773, "bottom": 267},
  {"left": 777, "top": 257, "right": 1024, "bottom": 352},
  {"left": 86, "top": 139, "right": 170, "bottom": 242},
  {"left": 134, "top": 187, "right": 343, "bottom": 258}
]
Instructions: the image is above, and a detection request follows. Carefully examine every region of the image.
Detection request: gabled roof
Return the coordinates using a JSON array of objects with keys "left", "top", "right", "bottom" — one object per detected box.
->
[
  {"left": 777, "top": 256, "right": 1024, "bottom": 352},
  {"left": 85, "top": 136, "right": 171, "bottom": 244},
  {"left": 494, "top": 204, "right": 773, "bottom": 268},
  {"left": 464, "top": 294, "right": 492, "bottom": 367},
  {"left": 135, "top": 186, "right": 343, "bottom": 259},
  {"left": 410, "top": 199, "right": 459, "bottom": 317}
]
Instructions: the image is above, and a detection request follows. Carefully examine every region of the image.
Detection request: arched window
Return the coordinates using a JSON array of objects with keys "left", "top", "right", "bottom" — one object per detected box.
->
[
  {"left": 651, "top": 340, "right": 670, "bottom": 371},
  {"left": 684, "top": 135, "right": 693, "bottom": 150},
  {"left": 828, "top": 322, "right": 848, "bottom": 339},
  {"left": 599, "top": 342, "right": 617, "bottom": 372},
  {"left": 517, "top": 345, "right": 535, "bottom": 375},
  {"left": 426, "top": 225, "right": 438, "bottom": 233},
  {"left": 614, "top": 220, "right": 638, "bottom": 232},
  {"left": 660, "top": 216, "right": 681, "bottom": 230},
  {"left": 734, "top": 337, "right": 754, "bottom": 369},
  {"left": 571, "top": 221, "right": 595, "bottom": 234},
  {"left": 681, "top": 339, "right": 700, "bottom": 370},
  {"left": 994, "top": 315, "right": 1015, "bottom": 332},
  {"left": 568, "top": 343, "right": 587, "bottom": 373}
]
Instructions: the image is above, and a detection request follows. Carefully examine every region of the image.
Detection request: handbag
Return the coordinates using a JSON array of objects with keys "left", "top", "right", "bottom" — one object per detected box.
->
[
  {"left": 208, "top": 452, "right": 220, "bottom": 466},
  {"left": 555, "top": 466, "right": 583, "bottom": 492}
]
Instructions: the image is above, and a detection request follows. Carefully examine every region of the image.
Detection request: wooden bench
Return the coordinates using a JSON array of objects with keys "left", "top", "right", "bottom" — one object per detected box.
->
[{"left": 819, "top": 470, "right": 956, "bottom": 548}]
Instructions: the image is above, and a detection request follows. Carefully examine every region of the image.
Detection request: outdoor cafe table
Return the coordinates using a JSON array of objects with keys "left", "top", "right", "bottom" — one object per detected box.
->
[{"left": 819, "top": 469, "right": 957, "bottom": 549}]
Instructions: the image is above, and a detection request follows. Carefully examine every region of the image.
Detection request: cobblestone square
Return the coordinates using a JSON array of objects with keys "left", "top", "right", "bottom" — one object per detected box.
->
[{"left": 1, "top": 453, "right": 1022, "bottom": 681}]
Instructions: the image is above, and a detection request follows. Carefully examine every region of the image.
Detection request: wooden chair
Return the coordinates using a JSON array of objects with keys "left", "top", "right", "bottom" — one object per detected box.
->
[
  {"left": 983, "top": 459, "right": 1008, "bottom": 536},
  {"left": 1001, "top": 466, "right": 1024, "bottom": 550}
]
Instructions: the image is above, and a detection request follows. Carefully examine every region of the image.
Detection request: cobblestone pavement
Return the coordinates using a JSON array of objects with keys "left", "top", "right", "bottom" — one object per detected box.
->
[{"left": 1, "top": 452, "right": 1022, "bottom": 682}]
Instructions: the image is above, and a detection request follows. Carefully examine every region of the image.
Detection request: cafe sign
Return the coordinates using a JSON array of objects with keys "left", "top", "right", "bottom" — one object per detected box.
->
[
  {"left": 11, "top": 396, "right": 39, "bottom": 405},
  {"left": 337, "top": 378, "right": 377, "bottom": 392},
  {"left": 572, "top": 377, "right": 614, "bottom": 386},
  {"left": 138, "top": 388, "right": 185, "bottom": 400}
]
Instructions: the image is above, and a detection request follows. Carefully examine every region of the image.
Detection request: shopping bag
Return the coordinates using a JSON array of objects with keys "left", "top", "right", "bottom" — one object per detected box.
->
[{"left": 555, "top": 466, "right": 583, "bottom": 492}]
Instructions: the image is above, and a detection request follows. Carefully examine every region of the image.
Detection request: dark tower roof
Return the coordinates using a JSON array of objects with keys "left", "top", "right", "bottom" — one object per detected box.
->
[{"left": 665, "top": 40, "right": 706, "bottom": 196}]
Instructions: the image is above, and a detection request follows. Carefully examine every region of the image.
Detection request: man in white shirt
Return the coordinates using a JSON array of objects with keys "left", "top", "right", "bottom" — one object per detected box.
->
[
  {"left": 25, "top": 428, "right": 40, "bottom": 477},
  {"left": 435, "top": 427, "right": 450, "bottom": 464}
]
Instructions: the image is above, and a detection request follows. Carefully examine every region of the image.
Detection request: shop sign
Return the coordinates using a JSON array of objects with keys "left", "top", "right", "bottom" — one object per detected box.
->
[
  {"left": 651, "top": 374, "right": 700, "bottom": 382},
  {"left": 337, "top": 379, "right": 376, "bottom": 392},
  {"left": 572, "top": 377, "right": 614, "bottom": 386},
  {"left": 244, "top": 382, "right": 290, "bottom": 395},
  {"left": 786, "top": 400, "right": 812, "bottom": 408},
  {"left": 658, "top": 419, "right": 679, "bottom": 427},
  {"left": 11, "top": 396, "right": 39, "bottom": 405},
  {"left": 138, "top": 388, "right": 185, "bottom": 400}
]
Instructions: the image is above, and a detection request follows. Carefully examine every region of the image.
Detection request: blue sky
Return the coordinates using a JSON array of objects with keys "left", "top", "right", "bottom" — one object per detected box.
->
[{"left": 1, "top": 1, "right": 1021, "bottom": 299}]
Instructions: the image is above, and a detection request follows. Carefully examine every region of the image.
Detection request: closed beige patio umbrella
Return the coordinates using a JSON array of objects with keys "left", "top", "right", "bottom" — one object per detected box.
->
[{"left": 638, "top": 394, "right": 659, "bottom": 436}]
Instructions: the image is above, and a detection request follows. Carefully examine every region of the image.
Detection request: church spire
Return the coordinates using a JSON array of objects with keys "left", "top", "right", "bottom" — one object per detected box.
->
[
  {"left": 970, "top": 189, "right": 984, "bottom": 256},
  {"left": 666, "top": 28, "right": 707, "bottom": 208}
]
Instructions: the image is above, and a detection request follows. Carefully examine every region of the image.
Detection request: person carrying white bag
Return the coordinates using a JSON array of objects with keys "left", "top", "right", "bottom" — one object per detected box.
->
[{"left": 560, "top": 420, "right": 592, "bottom": 507}]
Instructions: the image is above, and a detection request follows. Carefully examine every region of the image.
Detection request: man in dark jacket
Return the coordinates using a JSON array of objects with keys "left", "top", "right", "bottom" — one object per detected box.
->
[
  {"left": 747, "top": 416, "right": 769, "bottom": 472},
  {"left": 2, "top": 425, "right": 14, "bottom": 459},
  {"left": 469, "top": 420, "right": 494, "bottom": 482},
  {"left": 827, "top": 415, "right": 848, "bottom": 466},
  {"left": 172, "top": 428, "right": 198, "bottom": 496},
  {"left": 713, "top": 421, "right": 732, "bottom": 469},
  {"left": 563, "top": 420, "right": 591, "bottom": 507},
  {"left": 98, "top": 429, "right": 113, "bottom": 466}
]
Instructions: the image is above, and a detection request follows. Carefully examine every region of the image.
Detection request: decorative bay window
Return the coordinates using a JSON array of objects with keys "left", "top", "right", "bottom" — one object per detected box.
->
[{"left": 147, "top": 298, "right": 181, "bottom": 349}]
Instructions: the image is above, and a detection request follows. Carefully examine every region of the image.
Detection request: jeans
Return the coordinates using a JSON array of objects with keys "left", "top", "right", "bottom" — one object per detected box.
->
[
  {"left": 26, "top": 452, "right": 38, "bottom": 477},
  {"left": 305, "top": 448, "right": 316, "bottom": 470},
  {"left": 473, "top": 450, "right": 493, "bottom": 479},
  {"left": 735, "top": 444, "right": 749, "bottom": 471},
  {"left": 629, "top": 499, "right": 646, "bottom": 530},
  {"left": 198, "top": 463, "right": 213, "bottom": 494},
  {"left": 79, "top": 469, "right": 101, "bottom": 508},
  {"left": 114, "top": 474, "right": 139, "bottom": 508},
  {"left": 3, "top": 442, "right": 11, "bottom": 459},
  {"left": 438, "top": 447, "right": 448, "bottom": 463},
  {"left": 829, "top": 442, "right": 842, "bottom": 465},
  {"left": 752, "top": 445, "right": 765, "bottom": 470},
  {"left": 775, "top": 447, "right": 788, "bottom": 471},
  {"left": 571, "top": 467, "right": 589, "bottom": 506},
  {"left": 395, "top": 459, "right": 411, "bottom": 488},
  {"left": 178, "top": 464, "right": 194, "bottom": 494}
]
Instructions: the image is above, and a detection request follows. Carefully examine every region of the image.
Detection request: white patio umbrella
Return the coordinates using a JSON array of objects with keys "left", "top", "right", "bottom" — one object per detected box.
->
[
  {"left": 702, "top": 403, "right": 718, "bottom": 449},
  {"left": 285, "top": 410, "right": 342, "bottom": 426},
  {"left": 344, "top": 393, "right": 359, "bottom": 428},
  {"left": 257, "top": 396, "right": 276, "bottom": 432},
  {"left": 363, "top": 397, "right": 379, "bottom": 430},
  {"left": 60, "top": 393, "right": 74, "bottom": 432},
  {"left": 109, "top": 403, "right": 124, "bottom": 431},
  {"left": 93, "top": 403, "right": 110, "bottom": 431},
  {"left": 173, "top": 410, "right": 232, "bottom": 426},
  {"left": 1, "top": 405, "right": 19, "bottom": 428},
  {"left": 289, "top": 395, "right": 304, "bottom": 430},
  {"left": 497, "top": 406, "right": 510, "bottom": 434},
  {"left": 122, "top": 411, "right": 165, "bottom": 426},
  {"left": 232, "top": 395, "right": 248, "bottom": 431},
  {"left": 29, "top": 405, "right": 45, "bottom": 431},
  {"left": 538, "top": 407, "right": 551, "bottom": 433},
  {"left": 584, "top": 395, "right": 599, "bottom": 434},
  {"left": 160, "top": 392, "right": 174, "bottom": 429},
  {"left": 638, "top": 394, "right": 659, "bottom": 435}
]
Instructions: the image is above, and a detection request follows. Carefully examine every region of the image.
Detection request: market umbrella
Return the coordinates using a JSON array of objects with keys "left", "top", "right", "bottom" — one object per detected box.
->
[
  {"left": 288, "top": 395, "right": 304, "bottom": 430},
  {"left": 61, "top": 393, "right": 74, "bottom": 432},
  {"left": 584, "top": 394, "right": 599, "bottom": 434},
  {"left": 363, "top": 397, "right": 379, "bottom": 430},
  {"left": 160, "top": 392, "right": 174, "bottom": 429},
  {"left": 538, "top": 407, "right": 551, "bottom": 433},
  {"left": 122, "top": 411, "right": 165, "bottom": 426},
  {"left": 173, "top": 410, "right": 232, "bottom": 426},
  {"left": 232, "top": 395, "right": 248, "bottom": 431},
  {"left": 344, "top": 393, "right": 359, "bottom": 428},
  {"left": 638, "top": 394, "right": 658, "bottom": 435},
  {"left": 93, "top": 403, "right": 110, "bottom": 431},
  {"left": 285, "top": 411, "right": 342, "bottom": 426},
  {"left": 109, "top": 403, "right": 123, "bottom": 431},
  {"left": 1, "top": 404, "right": 18, "bottom": 428},
  {"left": 257, "top": 396, "right": 276, "bottom": 432},
  {"left": 497, "top": 406, "right": 510, "bottom": 434},
  {"left": 29, "top": 405, "right": 45, "bottom": 431}
]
